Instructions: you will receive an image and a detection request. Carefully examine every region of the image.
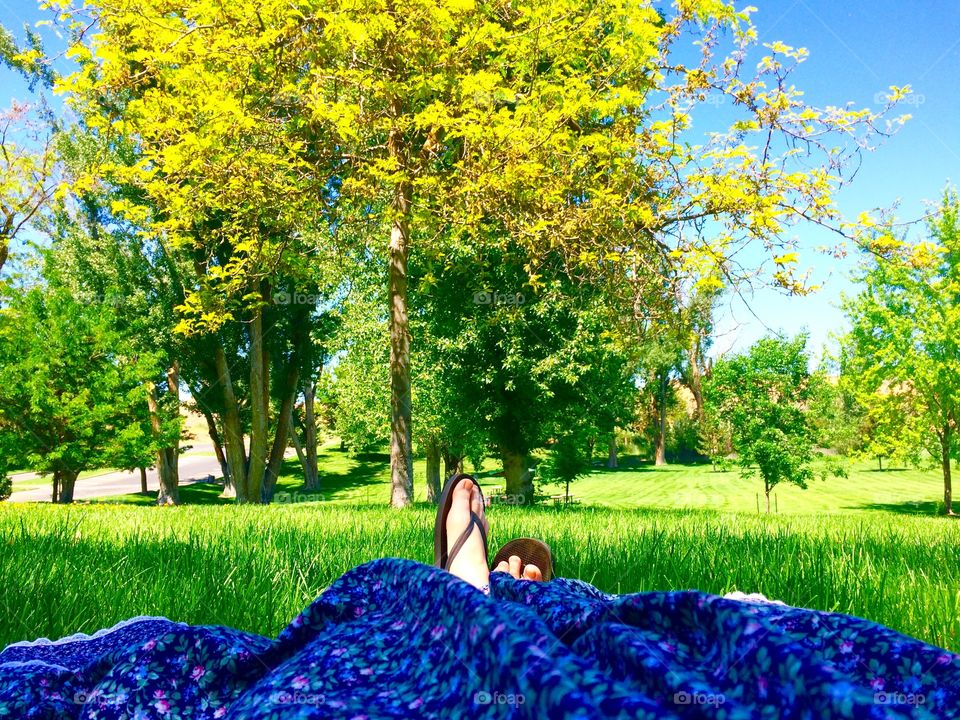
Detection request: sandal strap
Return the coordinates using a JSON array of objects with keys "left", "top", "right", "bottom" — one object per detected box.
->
[{"left": 445, "top": 511, "right": 487, "bottom": 570}]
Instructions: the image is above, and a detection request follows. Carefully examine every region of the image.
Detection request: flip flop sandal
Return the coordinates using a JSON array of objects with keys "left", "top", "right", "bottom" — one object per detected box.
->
[
  {"left": 492, "top": 537, "right": 554, "bottom": 582},
  {"left": 434, "top": 473, "right": 488, "bottom": 571}
]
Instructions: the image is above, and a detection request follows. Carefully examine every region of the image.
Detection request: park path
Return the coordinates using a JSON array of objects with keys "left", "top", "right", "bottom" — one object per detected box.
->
[{"left": 8, "top": 446, "right": 224, "bottom": 502}]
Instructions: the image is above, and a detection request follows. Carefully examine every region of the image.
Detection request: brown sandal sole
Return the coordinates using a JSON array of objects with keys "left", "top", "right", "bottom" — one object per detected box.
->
[{"left": 491, "top": 537, "right": 554, "bottom": 581}]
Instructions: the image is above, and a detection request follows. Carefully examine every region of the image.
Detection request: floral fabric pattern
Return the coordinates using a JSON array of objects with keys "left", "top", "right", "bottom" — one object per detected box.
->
[{"left": 1, "top": 558, "right": 957, "bottom": 719}]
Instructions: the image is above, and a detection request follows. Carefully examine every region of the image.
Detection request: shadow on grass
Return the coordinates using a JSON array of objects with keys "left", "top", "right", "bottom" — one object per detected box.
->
[
  {"left": 86, "top": 446, "right": 393, "bottom": 506},
  {"left": 272, "top": 450, "right": 390, "bottom": 503},
  {"left": 587, "top": 457, "right": 660, "bottom": 474},
  {"left": 847, "top": 499, "right": 947, "bottom": 516},
  {"left": 84, "top": 482, "right": 231, "bottom": 506}
]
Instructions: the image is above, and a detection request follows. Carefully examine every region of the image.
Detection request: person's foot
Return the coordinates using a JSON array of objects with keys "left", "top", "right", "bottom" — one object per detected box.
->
[
  {"left": 445, "top": 479, "right": 490, "bottom": 591},
  {"left": 493, "top": 555, "right": 543, "bottom": 581}
]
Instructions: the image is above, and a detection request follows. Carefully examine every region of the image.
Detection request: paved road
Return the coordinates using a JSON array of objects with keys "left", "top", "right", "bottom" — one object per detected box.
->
[{"left": 8, "top": 449, "right": 224, "bottom": 502}]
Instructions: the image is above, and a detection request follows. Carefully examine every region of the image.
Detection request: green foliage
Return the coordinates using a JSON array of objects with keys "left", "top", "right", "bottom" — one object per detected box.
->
[
  {"left": 0, "top": 280, "right": 149, "bottom": 498},
  {"left": 697, "top": 411, "right": 734, "bottom": 470},
  {"left": 538, "top": 432, "right": 592, "bottom": 496},
  {"left": 705, "top": 335, "right": 830, "bottom": 507},
  {"left": 331, "top": 264, "right": 390, "bottom": 451},
  {"left": 843, "top": 189, "right": 960, "bottom": 512},
  {"left": 665, "top": 410, "right": 706, "bottom": 464},
  {"left": 411, "top": 243, "right": 636, "bottom": 468}
]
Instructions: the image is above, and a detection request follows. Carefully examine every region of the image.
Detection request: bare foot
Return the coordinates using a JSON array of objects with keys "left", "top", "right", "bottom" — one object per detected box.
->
[
  {"left": 445, "top": 479, "right": 490, "bottom": 591},
  {"left": 493, "top": 555, "right": 543, "bottom": 581}
]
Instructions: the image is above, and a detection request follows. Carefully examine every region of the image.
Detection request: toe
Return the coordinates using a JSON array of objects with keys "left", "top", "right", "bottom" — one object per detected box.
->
[
  {"left": 508, "top": 554, "right": 522, "bottom": 579},
  {"left": 493, "top": 560, "right": 510, "bottom": 574},
  {"left": 470, "top": 483, "right": 484, "bottom": 520},
  {"left": 522, "top": 564, "right": 543, "bottom": 582}
]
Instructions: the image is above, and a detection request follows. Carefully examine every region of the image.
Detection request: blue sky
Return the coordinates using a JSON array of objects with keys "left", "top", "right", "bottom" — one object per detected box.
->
[
  {"left": 2, "top": 0, "right": 958, "bottom": 362},
  {"left": 707, "top": 0, "right": 960, "bottom": 361}
]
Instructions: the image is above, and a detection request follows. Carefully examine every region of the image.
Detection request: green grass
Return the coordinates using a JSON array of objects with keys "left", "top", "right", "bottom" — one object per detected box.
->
[
  {"left": 86, "top": 441, "right": 951, "bottom": 516},
  {"left": 3, "top": 445, "right": 958, "bottom": 655},
  {"left": 0, "top": 503, "right": 957, "bottom": 652},
  {"left": 568, "top": 461, "right": 950, "bottom": 514}
]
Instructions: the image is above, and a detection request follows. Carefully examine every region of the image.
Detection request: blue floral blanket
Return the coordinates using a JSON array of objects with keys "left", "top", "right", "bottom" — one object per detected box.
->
[{"left": 2, "top": 559, "right": 958, "bottom": 719}]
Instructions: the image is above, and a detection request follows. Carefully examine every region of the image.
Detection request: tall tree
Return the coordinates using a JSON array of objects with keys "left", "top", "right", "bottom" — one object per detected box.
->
[
  {"left": 843, "top": 190, "right": 960, "bottom": 515},
  {"left": 52, "top": 0, "right": 901, "bottom": 507},
  {"left": 56, "top": 1, "right": 342, "bottom": 502}
]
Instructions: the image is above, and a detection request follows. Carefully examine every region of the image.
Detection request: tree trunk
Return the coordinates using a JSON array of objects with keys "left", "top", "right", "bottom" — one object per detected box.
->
[
  {"left": 654, "top": 372, "right": 668, "bottom": 466},
  {"left": 289, "top": 412, "right": 311, "bottom": 488},
  {"left": 201, "top": 409, "right": 231, "bottom": 488},
  {"left": 425, "top": 436, "right": 442, "bottom": 503},
  {"left": 247, "top": 305, "right": 269, "bottom": 504},
  {"left": 139, "top": 466, "right": 148, "bottom": 493},
  {"left": 765, "top": 483, "right": 771, "bottom": 514},
  {"left": 155, "top": 448, "right": 178, "bottom": 505},
  {"left": 56, "top": 470, "right": 78, "bottom": 504},
  {"left": 302, "top": 380, "right": 320, "bottom": 491},
  {"left": 685, "top": 336, "right": 706, "bottom": 421},
  {"left": 51, "top": 472, "right": 59, "bottom": 503},
  {"left": 156, "top": 363, "right": 181, "bottom": 505},
  {"left": 387, "top": 149, "right": 414, "bottom": 508},
  {"left": 442, "top": 450, "right": 462, "bottom": 482},
  {"left": 215, "top": 345, "right": 248, "bottom": 500},
  {"left": 263, "top": 358, "right": 300, "bottom": 502},
  {"left": 146, "top": 378, "right": 179, "bottom": 506},
  {"left": 607, "top": 433, "right": 619, "bottom": 468},
  {"left": 941, "top": 426, "right": 954, "bottom": 516},
  {"left": 501, "top": 446, "right": 530, "bottom": 504}
]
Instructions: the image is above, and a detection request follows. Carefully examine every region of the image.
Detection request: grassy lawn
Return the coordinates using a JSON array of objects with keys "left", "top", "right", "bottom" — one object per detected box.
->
[
  {"left": 84, "top": 440, "right": 951, "bottom": 515},
  {"left": 3, "top": 443, "right": 957, "bottom": 654},
  {"left": 0, "top": 502, "right": 957, "bottom": 653}
]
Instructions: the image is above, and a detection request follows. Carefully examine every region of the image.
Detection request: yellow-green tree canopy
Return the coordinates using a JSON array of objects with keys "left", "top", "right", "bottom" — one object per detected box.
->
[
  {"left": 49, "top": 0, "right": 905, "bottom": 306},
  {"left": 44, "top": 0, "right": 906, "bottom": 504},
  {"left": 843, "top": 189, "right": 960, "bottom": 515}
]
